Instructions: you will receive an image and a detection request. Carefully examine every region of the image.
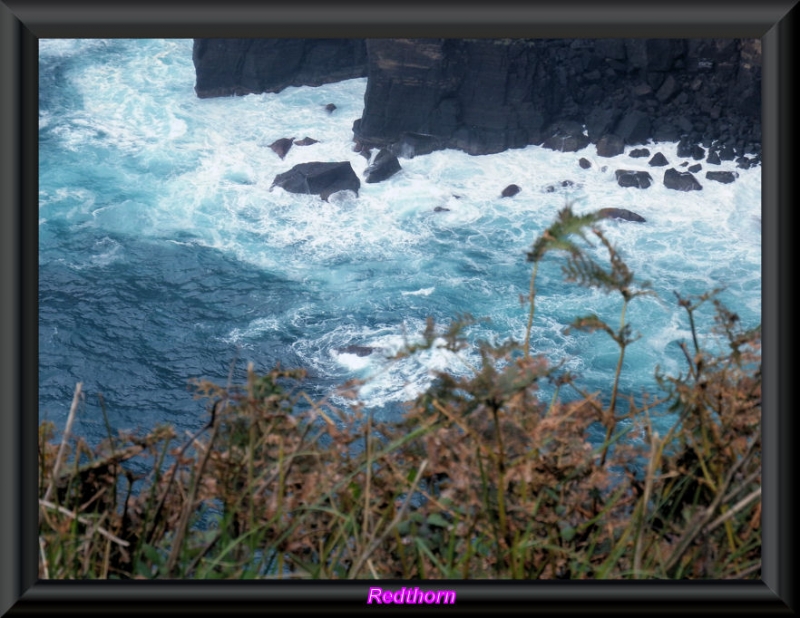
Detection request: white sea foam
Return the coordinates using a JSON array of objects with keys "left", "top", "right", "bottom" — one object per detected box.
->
[{"left": 40, "top": 38, "right": 762, "bottom": 417}]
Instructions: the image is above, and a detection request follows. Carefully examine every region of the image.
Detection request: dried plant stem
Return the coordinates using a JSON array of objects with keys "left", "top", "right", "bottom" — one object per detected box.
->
[
  {"left": 363, "top": 412, "right": 373, "bottom": 540},
  {"left": 663, "top": 437, "right": 759, "bottom": 574},
  {"left": 44, "top": 382, "right": 82, "bottom": 503},
  {"left": 165, "top": 422, "right": 218, "bottom": 575},
  {"left": 633, "top": 419, "right": 661, "bottom": 578},
  {"left": 348, "top": 459, "right": 428, "bottom": 579},
  {"left": 38, "top": 536, "right": 50, "bottom": 579},
  {"left": 523, "top": 261, "right": 540, "bottom": 359},
  {"left": 706, "top": 487, "right": 761, "bottom": 534},
  {"left": 39, "top": 498, "right": 129, "bottom": 547},
  {"left": 600, "top": 300, "right": 629, "bottom": 466}
]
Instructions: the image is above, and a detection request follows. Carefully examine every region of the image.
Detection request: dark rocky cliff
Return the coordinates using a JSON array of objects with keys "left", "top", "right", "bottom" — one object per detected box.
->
[
  {"left": 192, "top": 39, "right": 368, "bottom": 98},
  {"left": 354, "top": 38, "right": 761, "bottom": 159},
  {"left": 193, "top": 38, "right": 761, "bottom": 160}
]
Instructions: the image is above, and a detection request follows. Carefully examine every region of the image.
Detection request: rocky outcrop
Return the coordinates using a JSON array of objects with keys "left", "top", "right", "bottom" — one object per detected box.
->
[
  {"left": 193, "top": 38, "right": 761, "bottom": 161},
  {"left": 192, "top": 39, "right": 368, "bottom": 98},
  {"left": 272, "top": 162, "right": 360, "bottom": 201},
  {"left": 352, "top": 38, "right": 761, "bottom": 159}
]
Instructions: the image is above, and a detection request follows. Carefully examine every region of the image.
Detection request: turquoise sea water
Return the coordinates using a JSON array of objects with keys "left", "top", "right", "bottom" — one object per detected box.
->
[{"left": 39, "top": 38, "right": 761, "bottom": 444}]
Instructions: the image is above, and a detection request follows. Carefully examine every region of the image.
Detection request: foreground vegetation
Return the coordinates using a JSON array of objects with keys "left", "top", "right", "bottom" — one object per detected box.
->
[{"left": 38, "top": 206, "right": 761, "bottom": 579}]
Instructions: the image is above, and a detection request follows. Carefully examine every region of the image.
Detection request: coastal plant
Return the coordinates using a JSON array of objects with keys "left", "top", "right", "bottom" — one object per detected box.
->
[{"left": 38, "top": 206, "right": 761, "bottom": 580}]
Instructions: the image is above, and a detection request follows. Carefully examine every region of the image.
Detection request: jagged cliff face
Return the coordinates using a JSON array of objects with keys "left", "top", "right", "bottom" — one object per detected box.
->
[
  {"left": 192, "top": 39, "right": 368, "bottom": 98},
  {"left": 192, "top": 38, "right": 761, "bottom": 158},
  {"left": 354, "top": 38, "right": 761, "bottom": 157}
]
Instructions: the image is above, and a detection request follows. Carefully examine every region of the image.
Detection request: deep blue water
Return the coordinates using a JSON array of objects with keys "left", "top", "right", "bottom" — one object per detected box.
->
[{"left": 39, "top": 39, "right": 761, "bottom": 445}]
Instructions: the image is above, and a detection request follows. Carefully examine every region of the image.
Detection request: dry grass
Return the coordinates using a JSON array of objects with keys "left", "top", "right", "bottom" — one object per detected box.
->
[{"left": 38, "top": 206, "right": 761, "bottom": 580}]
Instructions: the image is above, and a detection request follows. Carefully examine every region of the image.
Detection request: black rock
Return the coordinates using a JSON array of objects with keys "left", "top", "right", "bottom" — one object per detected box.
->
[
  {"left": 648, "top": 152, "right": 669, "bottom": 166},
  {"left": 337, "top": 345, "right": 377, "bottom": 357},
  {"left": 706, "top": 150, "right": 721, "bottom": 165},
  {"left": 586, "top": 106, "right": 622, "bottom": 142},
  {"left": 543, "top": 180, "right": 576, "bottom": 193},
  {"left": 294, "top": 137, "right": 319, "bottom": 146},
  {"left": 364, "top": 149, "right": 402, "bottom": 184},
  {"left": 629, "top": 148, "right": 651, "bottom": 158},
  {"left": 596, "top": 134, "right": 625, "bottom": 157},
  {"left": 325, "top": 103, "right": 337, "bottom": 113},
  {"left": 719, "top": 144, "right": 736, "bottom": 161},
  {"left": 614, "top": 110, "right": 650, "bottom": 145},
  {"left": 664, "top": 168, "right": 703, "bottom": 191},
  {"left": 269, "top": 137, "right": 295, "bottom": 159},
  {"left": 691, "top": 145, "right": 706, "bottom": 160},
  {"left": 615, "top": 170, "right": 653, "bottom": 189},
  {"left": 652, "top": 122, "right": 680, "bottom": 143},
  {"left": 542, "top": 133, "right": 590, "bottom": 152},
  {"left": 597, "top": 207, "right": 646, "bottom": 223},
  {"left": 677, "top": 137, "right": 694, "bottom": 158},
  {"left": 688, "top": 163, "right": 702, "bottom": 173},
  {"left": 579, "top": 157, "right": 592, "bottom": 169},
  {"left": 272, "top": 161, "right": 361, "bottom": 201},
  {"left": 705, "top": 171, "right": 738, "bottom": 184},
  {"left": 389, "top": 133, "right": 446, "bottom": 159},
  {"left": 501, "top": 184, "right": 521, "bottom": 198}
]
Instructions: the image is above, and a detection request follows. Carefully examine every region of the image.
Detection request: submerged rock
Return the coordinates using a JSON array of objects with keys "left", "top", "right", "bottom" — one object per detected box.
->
[
  {"left": 597, "top": 207, "right": 646, "bottom": 223},
  {"left": 543, "top": 180, "right": 576, "bottom": 193},
  {"left": 337, "top": 345, "right": 378, "bottom": 357}
]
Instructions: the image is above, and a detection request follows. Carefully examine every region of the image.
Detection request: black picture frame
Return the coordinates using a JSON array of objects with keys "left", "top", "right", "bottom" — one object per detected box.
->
[{"left": 2, "top": 0, "right": 796, "bottom": 614}]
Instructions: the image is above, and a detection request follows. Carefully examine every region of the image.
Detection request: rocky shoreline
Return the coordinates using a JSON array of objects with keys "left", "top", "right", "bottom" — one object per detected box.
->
[
  {"left": 193, "top": 38, "right": 760, "bottom": 201},
  {"left": 193, "top": 38, "right": 761, "bottom": 166}
]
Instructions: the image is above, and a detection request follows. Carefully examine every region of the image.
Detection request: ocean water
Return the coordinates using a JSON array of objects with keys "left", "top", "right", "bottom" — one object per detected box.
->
[{"left": 39, "top": 39, "right": 761, "bottom": 445}]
